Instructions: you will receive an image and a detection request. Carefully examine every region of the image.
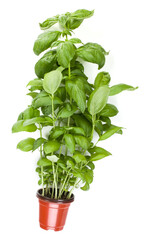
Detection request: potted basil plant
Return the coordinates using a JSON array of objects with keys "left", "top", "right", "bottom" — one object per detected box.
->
[{"left": 12, "top": 9, "right": 137, "bottom": 231}]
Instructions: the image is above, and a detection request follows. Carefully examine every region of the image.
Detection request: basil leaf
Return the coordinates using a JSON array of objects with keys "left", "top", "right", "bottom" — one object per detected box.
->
[
  {"left": 69, "top": 127, "right": 85, "bottom": 136},
  {"left": 109, "top": 84, "right": 138, "bottom": 96},
  {"left": 88, "top": 146, "right": 111, "bottom": 156},
  {"left": 71, "top": 9, "right": 94, "bottom": 19},
  {"left": 17, "top": 138, "right": 35, "bottom": 152},
  {"left": 99, "top": 126, "right": 123, "bottom": 141},
  {"left": 69, "top": 38, "right": 83, "bottom": 44},
  {"left": 35, "top": 50, "right": 57, "bottom": 78},
  {"left": 66, "top": 80, "right": 86, "bottom": 113},
  {"left": 27, "top": 79, "right": 43, "bottom": 87},
  {"left": 64, "top": 134, "right": 75, "bottom": 154},
  {"left": 90, "top": 153, "right": 110, "bottom": 161},
  {"left": 43, "top": 69, "right": 62, "bottom": 95},
  {"left": 32, "top": 96, "right": 62, "bottom": 108},
  {"left": 23, "top": 117, "right": 53, "bottom": 126},
  {"left": 57, "top": 41, "right": 75, "bottom": 68},
  {"left": 32, "top": 138, "right": 46, "bottom": 151},
  {"left": 39, "top": 16, "right": 59, "bottom": 30},
  {"left": 12, "top": 120, "right": 37, "bottom": 133},
  {"left": 72, "top": 153, "right": 86, "bottom": 163},
  {"left": 77, "top": 43, "right": 106, "bottom": 69},
  {"left": 81, "top": 182, "right": 90, "bottom": 191},
  {"left": 43, "top": 140, "right": 60, "bottom": 154},
  {"left": 72, "top": 114, "right": 92, "bottom": 137},
  {"left": 74, "top": 135, "right": 90, "bottom": 150},
  {"left": 100, "top": 104, "right": 119, "bottom": 117},
  {"left": 58, "top": 104, "right": 77, "bottom": 118},
  {"left": 94, "top": 72, "right": 110, "bottom": 88},
  {"left": 33, "top": 31, "right": 60, "bottom": 55},
  {"left": 37, "top": 158, "right": 52, "bottom": 166},
  {"left": 50, "top": 127, "right": 65, "bottom": 139},
  {"left": 88, "top": 85, "right": 110, "bottom": 115}
]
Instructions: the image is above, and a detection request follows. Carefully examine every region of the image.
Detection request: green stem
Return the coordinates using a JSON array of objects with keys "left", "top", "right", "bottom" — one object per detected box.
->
[
  {"left": 39, "top": 124, "right": 44, "bottom": 196},
  {"left": 67, "top": 178, "right": 81, "bottom": 199},
  {"left": 58, "top": 169, "right": 71, "bottom": 198},
  {"left": 52, "top": 162, "right": 57, "bottom": 199},
  {"left": 91, "top": 115, "right": 96, "bottom": 141},
  {"left": 51, "top": 94, "right": 55, "bottom": 129}
]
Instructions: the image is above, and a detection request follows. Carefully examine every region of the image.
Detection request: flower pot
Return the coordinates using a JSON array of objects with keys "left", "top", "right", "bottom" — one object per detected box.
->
[{"left": 36, "top": 189, "right": 74, "bottom": 231}]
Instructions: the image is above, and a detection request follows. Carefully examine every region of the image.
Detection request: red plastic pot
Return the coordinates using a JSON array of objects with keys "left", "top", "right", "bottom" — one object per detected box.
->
[{"left": 36, "top": 189, "right": 74, "bottom": 231}]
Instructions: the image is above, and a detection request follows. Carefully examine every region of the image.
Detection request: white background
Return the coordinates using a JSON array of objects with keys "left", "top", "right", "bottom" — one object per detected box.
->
[{"left": 0, "top": 0, "right": 150, "bottom": 239}]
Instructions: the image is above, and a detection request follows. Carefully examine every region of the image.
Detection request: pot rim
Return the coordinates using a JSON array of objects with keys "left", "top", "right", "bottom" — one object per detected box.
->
[{"left": 36, "top": 188, "right": 74, "bottom": 203}]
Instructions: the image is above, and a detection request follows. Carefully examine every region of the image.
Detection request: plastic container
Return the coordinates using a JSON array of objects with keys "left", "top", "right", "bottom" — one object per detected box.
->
[{"left": 36, "top": 189, "right": 74, "bottom": 231}]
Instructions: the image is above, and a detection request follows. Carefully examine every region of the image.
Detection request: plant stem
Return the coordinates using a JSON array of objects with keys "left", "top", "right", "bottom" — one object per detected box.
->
[
  {"left": 39, "top": 124, "right": 44, "bottom": 196},
  {"left": 58, "top": 169, "right": 71, "bottom": 198},
  {"left": 67, "top": 178, "right": 81, "bottom": 199},
  {"left": 91, "top": 115, "right": 96, "bottom": 141},
  {"left": 51, "top": 94, "right": 55, "bottom": 129}
]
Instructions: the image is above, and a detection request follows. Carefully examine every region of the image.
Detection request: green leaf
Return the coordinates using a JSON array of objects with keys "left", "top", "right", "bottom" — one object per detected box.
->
[
  {"left": 88, "top": 86, "right": 110, "bottom": 115},
  {"left": 67, "top": 18, "right": 83, "bottom": 30},
  {"left": 32, "top": 138, "right": 46, "bottom": 151},
  {"left": 71, "top": 9, "right": 94, "bottom": 19},
  {"left": 41, "top": 105, "right": 52, "bottom": 116},
  {"left": 74, "top": 135, "right": 90, "bottom": 150},
  {"left": 64, "top": 134, "right": 75, "bottom": 154},
  {"left": 94, "top": 72, "right": 110, "bottom": 88},
  {"left": 17, "top": 138, "right": 35, "bottom": 152},
  {"left": 100, "top": 126, "right": 123, "bottom": 141},
  {"left": 109, "top": 84, "right": 138, "bottom": 96},
  {"left": 50, "top": 127, "right": 65, "bottom": 139},
  {"left": 27, "top": 79, "right": 43, "bottom": 87},
  {"left": 66, "top": 80, "right": 86, "bottom": 113},
  {"left": 69, "top": 38, "right": 83, "bottom": 44},
  {"left": 69, "top": 127, "right": 85, "bottom": 136},
  {"left": 27, "top": 92, "right": 38, "bottom": 99},
  {"left": 57, "top": 104, "right": 77, "bottom": 118},
  {"left": 81, "top": 182, "right": 90, "bottom": 191},
  {"left": 12, "top": 120, "right": 37, "bottom": 133},
  {"left": 23, "top": 117, "right": 53, "bottom": 126},
  {"left": 39, "top": 16, "right": 59, "bottom": 30},
  {"left": 51, "top": 40, "right": 64, "bottom": 48},
  {"left": 33, "top": 31, "right": 60, "bottom": 55},
  {"left": 43, "top": 140, "right": 60, "bottom": 154},
  {"left": 77, "top": 43, "right": 106, "bottom": 69},
  {"left": 35, "top": 50, "right": 57, "bottom": 78},
  {"left": 87, "top": 162, "right": 95, "bottom": 170},
  {"left": 100, "top": 104, "right": 119, "bottom": 117},
  {"left": 57, "top": 41, "right": 75, "bottom": 68},
  {"left": 83, "top": 168, "right": 93, "bottom": 184},
  {"left": 88, "top": 146, "right": 111, "bottom": 156},
  {"left": 90, "top": 153, "right": 110, "bottom": 161},
  {"left": 72, "top": 114, "right": 92, "bottom": 137},
  {"left": 72, "top": 153, "right": 86, "bottom": 163},
  {"left": 37, "top": 158, "right": 52, "bottom": 166},
  {"left": 67, "top": 159, "right": 75, "bottom": 169},
  {"left": 32, "top": 96, "right": 62, "bottom": 108},
  {"left": 43, "top": 69, "right": 62, "bottom": 94}
]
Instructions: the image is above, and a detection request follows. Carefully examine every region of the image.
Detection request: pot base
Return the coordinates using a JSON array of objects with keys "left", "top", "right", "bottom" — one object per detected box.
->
[{"left": 40, "top": 223, "right": 63, "bottom": 231}]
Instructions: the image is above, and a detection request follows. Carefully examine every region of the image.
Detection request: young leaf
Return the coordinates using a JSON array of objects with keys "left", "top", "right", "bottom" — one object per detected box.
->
[
  {"left": 43, "top": 140, "right": 60, "bottom": 154},
  {"left": 67, "top": 18, "right": 83, "bottom": 30},
  {"left": 109, "top": 84, "right": 138, "bottom": 96},
  {"left": 33, "top": 31, "right": 60, "bottom": 55},
  {"left": 50, "top": 127, "right": 65, "bottom": 139},
  {"left": 23, "top": 117, "right": 53, "bottom": 126},
  {"left": 57, "top": 105, "right": 77, "bottom": 118},
  {"left": 74, "top": 135, "right": 90, "bottom": 150},
  {"left": 72, "top": 114, "right": 92, "bottom": 137},
  {"left": 99, "top": 126, "right": 123, "bottom": 141},
  {"left": 72, "top": 153, "right": 86, "bottom": 163},
  {"left": 66, "top": 80, "right": 86, "bottom": 113},
  {"left": 69, "top": 127, "right": 85, "bottom": 136},
  {"left": 39, "top": 17, "right": 59, "bottom": 30},
  {"left": 88, "top": 146, "right": 111, "bottom": 156},
  {"left": 100, "top": 104, "right": 119, "bottom": 117},
  {"left": 87, "top": 162, "right": 95, "bottom": 170},
  {"left": 12, "top": 120, "right": 37, "bottom": 133},
  {"left": 71, "top": 9, "right": 94, "bottom": 19},
  {"left": 81, "top": 182, "right": 90, "bottom": 191},
  {"left": 94, "top": 72, "right": 110, "bottom": 88},
  {"left": 32, "top": 138, "right": 46, "bottom": 151},
  {"left": 88, "top": 86, "right": 110, "bottom": 115},
  {"left": 35, "top": 50, "right": 57, "bottom": 78},
  {"left": 43, "top": 69, "right": 62, "bottom": 94},
  {"left": 64, "top": 134, "right": 75, "bottom": 154},
  {"left": 90, "top": 153, "right": 111, "bottom": 161},
  {"left": 37, "top": 158, "right": 52, "bottom": 166},
  {"left": 57, "top": 41, "right": 75, "bottom": 68},
  {"left": 69, "top": 38, "right": 83, "bottom": 44},
  {"left": 27, "top": 79, "right": 43, "bottom": 87},
  {"left": 17, "top": 138, "right": 35, "bottom": 152},
  {"left": 77, "top": 43, "right": 106, "bottom": 69}
]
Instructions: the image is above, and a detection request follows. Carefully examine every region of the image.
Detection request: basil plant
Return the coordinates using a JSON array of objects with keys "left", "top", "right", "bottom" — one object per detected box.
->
[{"left": 12, "top": 9, "right": 137, "bottom": 199}]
